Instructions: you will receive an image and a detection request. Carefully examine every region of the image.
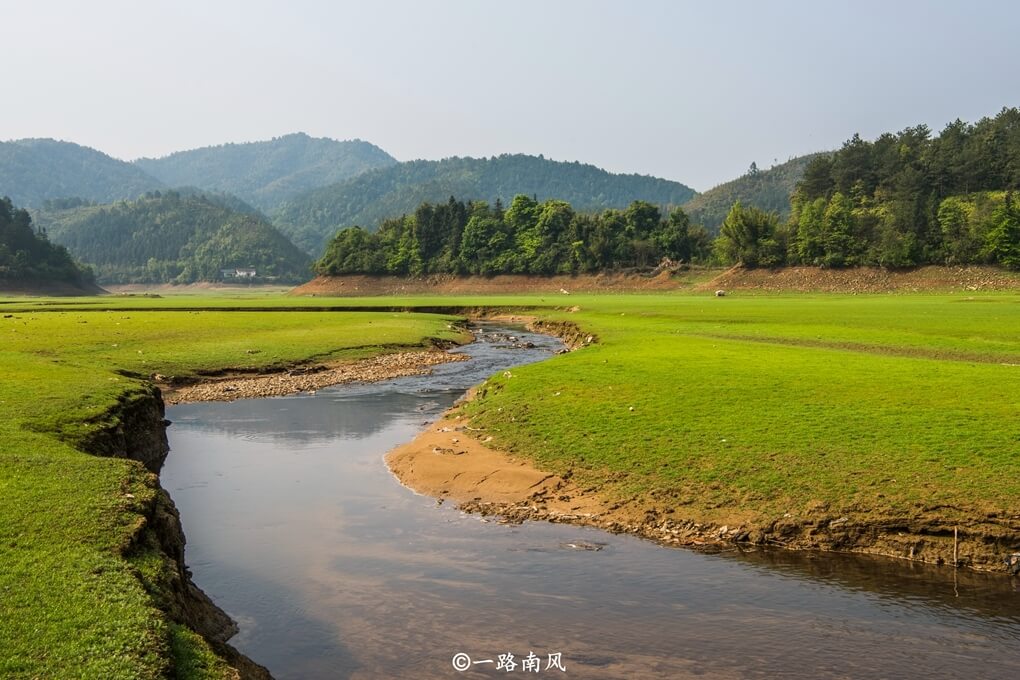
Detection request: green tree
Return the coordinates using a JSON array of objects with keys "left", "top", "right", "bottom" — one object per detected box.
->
[
  {"left": 985, "top": 193, "right": 1020, "bottom": 269},
  {"left": 716, "top": 202, "right": 783, "bottom": 267},
  {"left": 791, "top": 197, "right": 827, "bottom": 265},
  {"left": 654, "top": 207, "right": 694, "bottom": 262}
]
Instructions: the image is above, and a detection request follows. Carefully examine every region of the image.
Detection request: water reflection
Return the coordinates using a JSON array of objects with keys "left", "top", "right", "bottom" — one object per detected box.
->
[
  {"left": 163, "top": 327, "right": 1020, "bottom": 679},
  {"left": 170, "top": 391, "right": 437, "bottom": 446}
]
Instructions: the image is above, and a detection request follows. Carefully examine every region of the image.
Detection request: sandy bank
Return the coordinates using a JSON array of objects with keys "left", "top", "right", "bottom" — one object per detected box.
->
[
  {"left": 387, "top": 413, "right": 604, "bottom": 513},
  {"left": 387, "top": 411, "right": 1020, "bottom": 572},
  {"left": 386, "top": 414, "right": 733, "bottom": 546},
  {"left": 162, "top": 349, "right": 467, "bottom": 404}
]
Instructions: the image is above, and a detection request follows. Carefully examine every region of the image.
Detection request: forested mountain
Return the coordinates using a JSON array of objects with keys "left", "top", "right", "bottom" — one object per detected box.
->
[
  {"left": 315, "top": 195, "right": 712, "bottom": 277},
  {"left": 274, "top": 154, "right": 698, "bottom": 254},
  {"left": 684, "top": 153, "right": 826, "bottom": 233},
  {"left": 134, "top": 133, "right": 397, "bottom": 211},
  {"left": 713, "top": 107, "right": 1020, "bottom": 268},
  {"left": 0, "top": 197, "right": 95, "bottom": 288},
  {"left": 0, "top": 139, "right": 163, "bottom": 207},
  {"left": 33, "top": 191, "right": 311, "bottom": 283}
]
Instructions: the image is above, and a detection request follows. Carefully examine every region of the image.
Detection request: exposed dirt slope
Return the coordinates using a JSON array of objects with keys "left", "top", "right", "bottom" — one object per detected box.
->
[
  {"left": 699, "top": 265, "right": 1020, "bottom": 293},
  {"left": 291, "top": 272, "right": 707, "bottom": 296},
  {"left": 293, "top": 266, "right": 1020, "bottom": 297}
]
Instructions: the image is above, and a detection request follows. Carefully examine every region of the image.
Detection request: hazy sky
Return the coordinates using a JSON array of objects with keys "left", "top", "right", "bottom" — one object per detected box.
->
[{"left": 3, "top": 0, "right": 1018, "bottom": 190}]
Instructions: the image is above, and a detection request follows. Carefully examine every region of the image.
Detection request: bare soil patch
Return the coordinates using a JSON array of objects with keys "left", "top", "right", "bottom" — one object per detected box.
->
[
  {"left": 291, "top": 271, "right": 708, "bottom": 296},
  {"left": 699, "top": 265, "right": 1020, "bottom": 294}
]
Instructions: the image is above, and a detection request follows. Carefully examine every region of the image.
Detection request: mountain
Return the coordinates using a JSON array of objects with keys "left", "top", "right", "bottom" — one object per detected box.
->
[
  {"left": 0, "top": 139, "right": 163, "bottom": 208},
  {"left": 684, "top": 153, "right": 826, "bottom": 233},
  {"left": 33, "top": 191, "right": 311, "bottom": 284},
  {"left": 273, "top": 154, "right": 698, "bottom": 254},
  {"left": 0, "top": 196, "right": 97, "bottom": 292},
  {"left": 134, "top": 133, "right": 397, "bottom": 211}
]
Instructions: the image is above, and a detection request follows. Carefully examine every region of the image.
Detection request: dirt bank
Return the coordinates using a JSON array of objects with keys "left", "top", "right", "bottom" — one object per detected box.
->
[
  {"left": 699, "top": 265, "right": 1020, "bottom": 293},
  {"left": 104, "top": 282, "right": 293, "bottom": 295},
  {"left": 162, "top": 349, "right": 467, "bottom": 404},
  {"left": 291, "top": 271, "right": 708, "bottom": 296},
  {"left": 83, "top": 387, "right": 271, "bottom": 678},
  {"left": 292, "top": 266, "right": 1020, "bottom": 297},
  {"left": 387, "top": 415, "right": 1020, "bottom": 574}
]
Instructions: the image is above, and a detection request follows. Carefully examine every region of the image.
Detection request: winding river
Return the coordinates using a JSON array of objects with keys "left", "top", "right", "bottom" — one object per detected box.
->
[{"left": 162, "top": 326, "right": 1020, "bottom": 679}]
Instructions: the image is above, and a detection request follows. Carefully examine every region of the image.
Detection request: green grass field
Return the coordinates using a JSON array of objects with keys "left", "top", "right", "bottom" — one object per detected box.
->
[
  {"left": 461, "top": 294, "right": 1020, "bottom": 523},
  {"left": 2, "top": 289, "right": 1018, "bottom": 677},
  {"left": 0, "top": 306, "right": 466, "bottom": 679}
]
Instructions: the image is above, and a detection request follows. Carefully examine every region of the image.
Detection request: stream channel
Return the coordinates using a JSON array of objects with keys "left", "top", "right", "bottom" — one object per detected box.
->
[{"left": 162, "top": 325, "right": 1020, "bottom": 679}]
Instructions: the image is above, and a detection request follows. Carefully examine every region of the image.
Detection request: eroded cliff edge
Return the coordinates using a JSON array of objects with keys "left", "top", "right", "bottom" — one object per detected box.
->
[{"left": 77, "top": 383, "right": 272, "bottom": 679}]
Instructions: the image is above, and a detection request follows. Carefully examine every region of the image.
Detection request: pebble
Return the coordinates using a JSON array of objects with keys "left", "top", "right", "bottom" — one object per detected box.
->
[{"left": 165, "top": 351, "right": 466, "bottom": 404}]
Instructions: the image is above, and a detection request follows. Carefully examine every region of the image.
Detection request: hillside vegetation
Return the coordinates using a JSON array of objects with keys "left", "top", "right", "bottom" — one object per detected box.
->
[
  {"left": 0, "top": 139, "right": 162, "bottom": 207},
  {"left": 716, "top": 107, "right": 1020, "bottom": 269},
  {"left": 134, "top": 133, "right": 396, "bottom": 211},
  {"left": 275, "top": 154, "right": 698, "bottom": 254},
  {"left": 34, "top": 192, "right": 311, "bottom": 283},
  {"left": 315, "top": 195, "right": 711, "bottom": 277},
  {"left": 0, "top": 197, "right": 96, "bottom": 291},
  {"left": 684, "top": 153, "right": 825, "bottom": 232}
]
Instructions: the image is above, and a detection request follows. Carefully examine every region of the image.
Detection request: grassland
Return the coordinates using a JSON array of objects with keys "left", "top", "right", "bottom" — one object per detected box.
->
[
  {"left": 2, "top": 288, "right": 1019, "bottom": 676},
  {"left": 466, "top": 295, "right": 1020, "bottom": 510},
  {"left": 0, "top": 305, "right": 466, "bottom": 679}
]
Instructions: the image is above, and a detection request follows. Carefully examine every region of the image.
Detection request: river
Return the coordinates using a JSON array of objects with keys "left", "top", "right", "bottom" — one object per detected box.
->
[{"left": 162, "top": 326, "right": 1020, "bottom": 679}]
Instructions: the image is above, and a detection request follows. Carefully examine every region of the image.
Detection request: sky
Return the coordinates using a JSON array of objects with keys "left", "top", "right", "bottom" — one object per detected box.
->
[{"left": 2, "top": 0, "right": 1018, "bottom": 191}]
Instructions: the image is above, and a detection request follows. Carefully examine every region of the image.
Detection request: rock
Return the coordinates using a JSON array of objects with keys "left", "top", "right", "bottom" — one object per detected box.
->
[{"left": 560, "top": 540, "right": 605, "bottom": 551}]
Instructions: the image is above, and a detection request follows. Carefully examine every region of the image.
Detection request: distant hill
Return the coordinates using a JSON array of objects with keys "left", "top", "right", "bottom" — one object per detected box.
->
[
  {"left": 33, "top": 191, "right": 311, "bottom": 284},
  {"left": 684, "top": 153, "right": 826, "bottom": 233},
  {"left": 273, "top": 154, "right": 698, "bottom": 254},
  {"left": 134, "top": 133, "right": 397, "bottom": 211},
  {"left": 0, "top": 139, "right": 163, "bottom": 208},
  {"left": 0, "top": 196, "right": 98, "bottom": 293}
]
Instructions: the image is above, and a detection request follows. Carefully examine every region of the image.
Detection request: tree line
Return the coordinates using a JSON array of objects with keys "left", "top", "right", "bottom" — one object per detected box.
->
[
  {"left": 277, "top": 153, "right": 697, "bottom": 255},
  {"left": 717, "top": 107, "right": 1020, "bottom": 268},
  {"left": 314, "top": 195, "right": 713, "bottom": 276},
  {"left": 316, "top": 107, "right": 1020, "bottom": 275}
]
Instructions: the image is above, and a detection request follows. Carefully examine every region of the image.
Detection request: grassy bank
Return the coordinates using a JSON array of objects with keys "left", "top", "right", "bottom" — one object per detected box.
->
[
  {"left": 458, "top": 293, "right": 1020, "bottom": 565},
  {"left": 0, "top": 305, "right": 466, "bottom": 679}
]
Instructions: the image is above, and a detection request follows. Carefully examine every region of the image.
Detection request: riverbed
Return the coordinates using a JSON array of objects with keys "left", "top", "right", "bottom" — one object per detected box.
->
[{"left": 162, "top": 326, "right": 1020, "bottom": 679}]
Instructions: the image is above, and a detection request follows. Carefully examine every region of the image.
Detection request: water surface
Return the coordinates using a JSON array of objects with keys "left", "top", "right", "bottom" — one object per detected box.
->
[{"left": 163, "top": 327, "right": 1020, "bottom": 679}]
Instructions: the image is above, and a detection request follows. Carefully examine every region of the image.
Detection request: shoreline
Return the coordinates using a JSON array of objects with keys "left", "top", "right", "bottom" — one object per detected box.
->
[
  {"left": 386, "top": 412, "right": 1020, "bottom": 572},
  {"left": 161, "top": 347, "right": 468, "bottom": 404}
]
